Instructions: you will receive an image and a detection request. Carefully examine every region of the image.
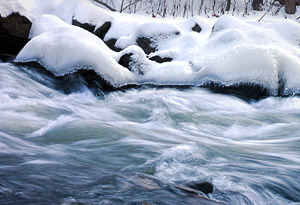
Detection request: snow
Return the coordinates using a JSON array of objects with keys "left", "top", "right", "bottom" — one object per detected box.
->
[
  {"left": 29, "top": 14, "right": 68, "bottom": 38},
  {"left": 5, "top": 1, "right": 300, "bottom": 96},
  {"left": 0, "top": 0, "right": 93, "bottom": 23}
]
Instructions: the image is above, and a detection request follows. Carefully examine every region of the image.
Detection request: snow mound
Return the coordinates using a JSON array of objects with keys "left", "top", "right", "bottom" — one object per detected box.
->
[{"left": 15, "top": 15, "right": 134, "bottom": 87}]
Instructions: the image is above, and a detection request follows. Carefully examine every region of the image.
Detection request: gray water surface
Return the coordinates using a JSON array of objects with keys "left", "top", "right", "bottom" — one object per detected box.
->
[{"left": 0, "top": 63, "right": 299, "bottom": 204}]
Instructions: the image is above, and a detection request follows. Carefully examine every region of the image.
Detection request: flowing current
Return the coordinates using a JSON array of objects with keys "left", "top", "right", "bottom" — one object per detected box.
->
[{"left": 0, "top": 62, "right": 299, "bottom": 204}]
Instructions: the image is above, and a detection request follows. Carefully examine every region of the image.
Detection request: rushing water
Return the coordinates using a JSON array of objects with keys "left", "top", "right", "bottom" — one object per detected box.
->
[{"left": 0, "top": 62, "right": 299, "bottom": 204}]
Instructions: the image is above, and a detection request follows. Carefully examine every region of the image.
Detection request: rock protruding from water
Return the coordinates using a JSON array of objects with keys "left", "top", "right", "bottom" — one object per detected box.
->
[
  {"left": 186, "top": 181, "right": 214, "bottom": 194},
  {"left": 202, "top": 81, "right": 268, "bottom": 101},
  {"left": 0, "top": 12, "right": 31, "bottom": 55}
]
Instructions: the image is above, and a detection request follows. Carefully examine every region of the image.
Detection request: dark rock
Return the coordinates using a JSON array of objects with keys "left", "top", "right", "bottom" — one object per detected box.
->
[
  {"left": 149, "top": 55, "right": 172, "bottom": 63},
  {"left": 1, "top": 12, "right": 32, "bottom": 38},
  {"left": 118, "top": 53, "right": 133, "bottom": 69},
  {"left": 104, "top": 38, "right": 122, "bottom": 52},
  {"left": 137, "top": 32, "right": 180, "bottom": 55},
  {"left": 15, "top": 61, "right": 113, "bottom": 97},
  {"left": 63, "top": 69, "right": 114, "bottom": 97},
  {"left": 170, "top": 184, "right": 221, "bottom": 204},
  {"left": 118, "top": 52, "right": 144, "bottom": 75},
  {"left": 72, "top": 19, "right": 95, "bottom": 33},
  {"left": 192, "top": 23, "right": 202, "bottom": 33},
  {"left": 94, "top": 21, "right": 111, "bottom": 39},
  {"left": 0, "top": 33, "right": 28, "bottom": 56},
  {"left": 0, "top": 13, "right": 31, "bottom": 56},
  {"left": 186, "top": 181, "right": 214, "bottom": 194},
  {"left": 202, "top": 81, "right": 268, "bottom": 101},
  {"left": 0, "top": 53, "right": 16, "bottom": 61},
  {"left": 136, "top": 36, "right": 155, "bottom": 55},
  {"left": 72, "top": 19, "right": 111, "bottom": 40}
]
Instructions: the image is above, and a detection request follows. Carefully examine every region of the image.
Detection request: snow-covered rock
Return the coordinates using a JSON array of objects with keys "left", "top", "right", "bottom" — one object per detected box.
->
[{"left": 15, "top": 15, "right": 135, "bottom": 87}]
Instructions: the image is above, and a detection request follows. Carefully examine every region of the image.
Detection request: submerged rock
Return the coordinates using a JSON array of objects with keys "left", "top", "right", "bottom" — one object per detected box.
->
[{"left": 170, "top": 184, "right": 221, "bottom": 204}]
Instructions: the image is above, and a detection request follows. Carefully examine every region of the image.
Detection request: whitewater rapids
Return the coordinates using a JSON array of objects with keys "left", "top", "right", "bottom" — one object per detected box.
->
[{"left": 0, "top": 62, "right": 299, "bottom": 204}]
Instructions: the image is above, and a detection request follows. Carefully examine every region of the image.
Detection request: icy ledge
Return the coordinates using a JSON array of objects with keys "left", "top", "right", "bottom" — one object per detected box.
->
[{"left": 15, "top": 14, "right": 300, "bottom": 97}]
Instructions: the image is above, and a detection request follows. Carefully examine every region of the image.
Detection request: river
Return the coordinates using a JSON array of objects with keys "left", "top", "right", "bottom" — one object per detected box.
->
[{"left": 0, "top": 62, "right": 299, "bottom": 204}]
